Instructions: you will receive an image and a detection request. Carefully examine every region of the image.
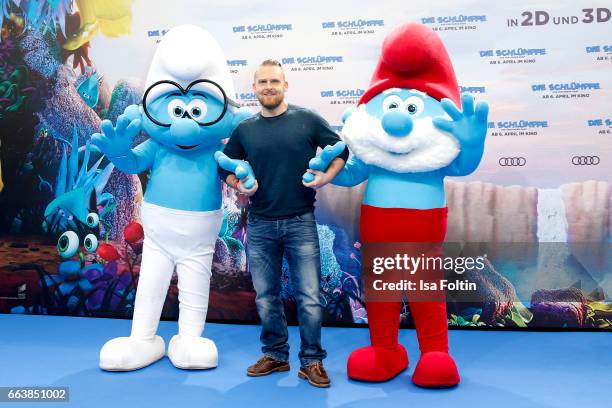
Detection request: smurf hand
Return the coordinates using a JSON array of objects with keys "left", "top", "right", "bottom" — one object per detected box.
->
[
  {"left": 433, "top": 93, "right": 489, "bottom": 148},
  {"left": 342, "top": 107, "right": 356, "bottom": 123},
  {"left": 91, "top": 114, "right": 141, "bottom": 158},
  {"left": 122, "top": 104, "right": 142, "bottom": 122},
  {"left": 237, "top": 178, "right": 258, "bottom": 196},
  {"left": 232, "top": 106, "right": 253, "bottom": 128},
  {"left": 214, "top": 151, "right": 257, "bottom": 190},
  {"left": 302, "top": 141, "right": 346, "bottom": 183},
  {"left": 302, "top": 169, "right": 332, "bottom": 190}
]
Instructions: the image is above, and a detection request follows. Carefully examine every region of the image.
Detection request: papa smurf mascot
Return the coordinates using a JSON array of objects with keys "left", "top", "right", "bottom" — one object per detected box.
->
[
  {"left": 306, "top": 22, "right": 488, "bottom": 386},
  {"left": 91, "top": 25, "right": 251, "bottom": 371}
]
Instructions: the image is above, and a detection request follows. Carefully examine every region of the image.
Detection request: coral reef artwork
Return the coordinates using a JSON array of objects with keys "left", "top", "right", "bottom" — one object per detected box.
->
[{"left": 1, "top": 1, "right": 610, "bottom": 330}]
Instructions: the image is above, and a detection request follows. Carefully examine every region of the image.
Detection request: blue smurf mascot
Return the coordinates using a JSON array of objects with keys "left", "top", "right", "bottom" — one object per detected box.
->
[{"left": 92, "top": 25, "right": 251, "bottom": 371}]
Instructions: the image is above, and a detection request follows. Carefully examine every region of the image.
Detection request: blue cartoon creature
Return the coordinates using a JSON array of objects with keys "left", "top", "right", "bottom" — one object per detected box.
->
[
  {"left": 305, "top": 23, "right": 489, "bottom": 387},
  {"left": 76, "top": 71, "right": 101, "bottom": 109},
  {"left": 91, "top": 25, "right": 251, "bottom": 371},
  {"left": 43, "top": 127, "right": 114, "bottom": 262}
]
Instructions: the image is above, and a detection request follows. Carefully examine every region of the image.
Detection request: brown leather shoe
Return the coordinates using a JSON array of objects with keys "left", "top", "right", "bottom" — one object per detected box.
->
[
  {"left": 298, "top": 362, "right": 331, "bottom": 388},
  {"left": 247, "top": 356, "right": 290, "bottom": 377}
]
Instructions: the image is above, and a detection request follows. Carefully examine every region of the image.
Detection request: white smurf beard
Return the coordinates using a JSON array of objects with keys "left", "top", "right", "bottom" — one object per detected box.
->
[{"left": 341, "top": 104, "right": 460, "bottom": 173}]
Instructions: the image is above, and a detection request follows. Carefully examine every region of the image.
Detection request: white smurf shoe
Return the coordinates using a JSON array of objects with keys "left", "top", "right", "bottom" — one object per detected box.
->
[
  {"left": 99, "top": 336, "right": 165, "bottom": 371},
  {"left": 167, "top": 335, "right": 218, "bottom": 369}
]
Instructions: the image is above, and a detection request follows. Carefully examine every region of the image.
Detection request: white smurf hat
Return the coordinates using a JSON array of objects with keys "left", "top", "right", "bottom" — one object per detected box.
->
[{"left": 143, "top": 24, "right": 237, "bottom": 108}]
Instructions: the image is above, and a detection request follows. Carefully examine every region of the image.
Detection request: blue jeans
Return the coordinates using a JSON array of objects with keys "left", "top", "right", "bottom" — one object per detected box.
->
[{"left": 246, "top": 211, "right": 327, "bottom": 368}]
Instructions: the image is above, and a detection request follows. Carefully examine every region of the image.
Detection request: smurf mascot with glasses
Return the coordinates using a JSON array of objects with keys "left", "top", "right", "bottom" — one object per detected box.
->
[
  {"left": 305, "top": 23, "right": 489, "bottom": 387},
  {"left": 91, "top": 25, "right": 251, "bottom": 371}
]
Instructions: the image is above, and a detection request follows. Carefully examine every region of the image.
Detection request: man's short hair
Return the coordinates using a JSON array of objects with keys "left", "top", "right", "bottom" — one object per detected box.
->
[
  {"left": 254, "top": 59, "right": 285, "bottom": 81},
  {"left": 260, "top": 59, "right": 282, "bottom": 68}
]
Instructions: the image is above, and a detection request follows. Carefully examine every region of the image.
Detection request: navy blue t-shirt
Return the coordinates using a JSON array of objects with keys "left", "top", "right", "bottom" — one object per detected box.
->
[{"left": 218, "top": 104, "right": 349, "bottom": 219}]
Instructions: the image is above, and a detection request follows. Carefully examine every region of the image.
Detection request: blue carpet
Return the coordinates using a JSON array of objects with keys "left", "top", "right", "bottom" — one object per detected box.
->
[{"left": 0, "top": 314, "right": 609, "bottom": 408}]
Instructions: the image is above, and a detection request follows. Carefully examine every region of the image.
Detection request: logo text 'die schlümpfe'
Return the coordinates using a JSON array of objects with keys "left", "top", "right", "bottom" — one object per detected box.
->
[
  {"left": 421, "top": 15, "right": 486, "bottom": 24},
  {"left": 282, "top": 56, "right": 344, "bottom": 65},
  {"left": 320, "top": 89, "right": 365, "bottom": 98},
  {"left": 488, "top": 120, "right": 548, "bottom": 137},
  {"left": 227, "top": 60, "right": 247, "bottom": 74},
  {"left": 282, "top": 56, "right": 343, "bottom": 72},
  {"left": 321, "top": 19, "right": 384, "bottom": 29},
  {"left": 421, "top": 14, "right": 486, "bottom": 31},
  {"left": 321, "top": 19, "right": 384, "bottom": 36},
  {"left": 233, "top": 23, "right": 292, "bottom": 40},
  {"left": 237, "top": 92, "right": 259, "bottom": 108},
  {"left": 460, "top": 86, "right": 486, "bottom": 94},
  {"left": 587, "top": 118, "right": 611, "bottom": 135},
  {"left": 489, "top": 120, "right": 548, "bottom": 129},
  {"left": 238, "top": 92, "right": 257, "bottom": 101},
  {"left": 233, "top": 24, "right": 292, "bottom": 33},
  {"left": 320, "top": 89, "right": 365, "bottom": 105},
  {"left": 586, "top": 45, "right": 612, "bottom": 54},
  {"left": 147, "top": 29, "right": 168, "bottom": 38},
  {"left": 479, "top": 48, "right": 546, "bottom": 65},
  {"left": 586, "top": 45, "right": 612, "bottom": 62},
  {"left": 532, "top": 82, "right": 601, "bottom": 99},
  {"left": 147, "top": 28, "right": 169, "bottom": 43},
  {"left": 508, "top": 8, "right": 610, "bottom": 27},
  {"left": 227, "top": 60, "right": 247, "bottom": 67},
  {"left": 588, "top": 118, "right": 612, "bottom": 128},
  {"left": 533, "top": 82, "right": 600, "bottom": 92}
]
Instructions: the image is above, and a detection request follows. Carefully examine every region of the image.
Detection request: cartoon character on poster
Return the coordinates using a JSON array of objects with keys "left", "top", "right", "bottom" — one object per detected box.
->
[
  {"left": 91, "top": 25, "right": 250, "bottom": 371},
  {"left": 306, "top": 22, "right": 489, "bottom": 387}
]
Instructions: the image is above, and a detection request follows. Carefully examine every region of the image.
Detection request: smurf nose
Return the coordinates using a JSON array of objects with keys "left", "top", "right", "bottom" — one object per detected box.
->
[
  {"left": 170, "top": 117, "right": 200, "bottom": 139},
  {"left": 381, "top": 109, "right": 413, "bottom": 137}
]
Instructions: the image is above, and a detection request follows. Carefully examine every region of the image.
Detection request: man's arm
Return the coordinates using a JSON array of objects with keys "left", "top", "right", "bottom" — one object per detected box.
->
[
  {"left": 303, "top": 111, "right": 349, "bottom": 189},
  {"left": 303, "top": 156, "right": 345, "bottom": 189},
  {"left": 222, "top": 170, "right": 258, "bottom": 196},
  {"left": 215, "top": 129, "right": 258, "bottom": 195}
]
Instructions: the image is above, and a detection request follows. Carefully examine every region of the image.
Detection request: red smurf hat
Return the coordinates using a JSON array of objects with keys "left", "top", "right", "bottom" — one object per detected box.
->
[{"left": 359, "top": 22, "right": 460, "bottom": 107}]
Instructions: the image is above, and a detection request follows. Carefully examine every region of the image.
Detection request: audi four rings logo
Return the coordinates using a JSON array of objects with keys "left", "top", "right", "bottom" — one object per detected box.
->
[
  {"left": 498, "top": 157, "right": 526, "bottom": 166},
  {"left": 571, "top": 156, "right": 600, "bottom": 165}
]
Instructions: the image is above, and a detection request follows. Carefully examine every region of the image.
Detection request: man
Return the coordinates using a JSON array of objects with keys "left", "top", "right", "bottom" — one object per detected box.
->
[{"left": 216, "top": 59, "right": 348, "bottom": 388}]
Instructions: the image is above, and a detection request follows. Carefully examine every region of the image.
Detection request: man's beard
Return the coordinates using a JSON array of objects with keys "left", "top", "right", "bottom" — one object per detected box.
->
[
  {"left": 257, "top": 92, "right": 284, "bottom": 109},
  {"left": 342, "top": 105, "right": 460, "bottom": 173}
]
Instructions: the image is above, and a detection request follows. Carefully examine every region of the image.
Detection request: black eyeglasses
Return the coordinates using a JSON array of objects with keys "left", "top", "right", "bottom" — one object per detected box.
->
[{"left": 142, "top": 79, "right": 238, "bottom": 127}]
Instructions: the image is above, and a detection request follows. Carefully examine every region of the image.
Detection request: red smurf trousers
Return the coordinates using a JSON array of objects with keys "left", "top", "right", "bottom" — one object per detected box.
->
[{"left": 348, "top": 204, "right": 459, "bottom": 387}]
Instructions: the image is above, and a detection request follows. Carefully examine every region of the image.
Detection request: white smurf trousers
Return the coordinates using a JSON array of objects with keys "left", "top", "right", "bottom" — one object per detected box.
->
[{"left": 100, "top": 201, "right": 223, "bottom": 371}]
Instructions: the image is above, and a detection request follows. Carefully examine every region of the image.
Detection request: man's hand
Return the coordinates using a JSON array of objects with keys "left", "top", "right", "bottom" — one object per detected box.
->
[
  {"left": 236, "top": 178, "right": 258, "bottom": 196},
  {"left": 303, "top": 156, "right": 346, "bottom": 190},
  {"left": 302, "top": 141, "right": 346, "bottom": 183},
  {"left": 302, "top": 169, "right": 332, "bottom": 190}
]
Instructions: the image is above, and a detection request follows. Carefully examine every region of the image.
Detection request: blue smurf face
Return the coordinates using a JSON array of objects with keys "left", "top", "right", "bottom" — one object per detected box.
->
[
  {"left": 366, "top": 88, "right": 445, "bottom": 119},
  {"left": 341, "top": 87, "right": 461, "bottom": 173},
  {"left": 363, "top": 89, "right": 446, "bottom": 138},
  {"left": 141, "top": 80, "right": 236, "bottom": 151}
]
